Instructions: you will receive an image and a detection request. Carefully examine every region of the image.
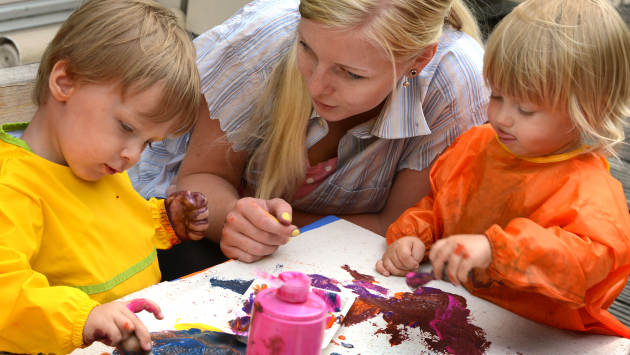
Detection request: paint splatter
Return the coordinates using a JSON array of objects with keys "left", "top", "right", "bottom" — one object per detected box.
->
[
  {"left": 338, "top": 335, "right": 346, "bottom": 340},
  {"left": 308, "top": 273, "right": 342, "bottom": 292},
  {"left": 341, "top": 265, "right": 388, "bottom": 295},
  {"left": 340, "top": 342, "right": 354, "bottom": 348},
  {"left": 312, "top": 288, "right": 341, "bottom": 312},
  {"left": 344, "top": 285, "right": 491, "bottom": 355},
  {"left": 406, "top": 271, "right": 437, "bottom": 289},
  {"left": 331, "top": 353, "right": 342, "bottom": 355},
  {"left": 209, "top": 278, "right": 254, "bottom": 294},
  {"left": 342, "top": 264, "right": 376, "bottom": 282},
  {"left": 112, "top": 329, "right": 246, "bottom": 355},
  {"left": 454, "top": 243, "right": 470, "bottom": 259},
  {"left": 227, "top": 283, "right": 268, "bottom": 335}
]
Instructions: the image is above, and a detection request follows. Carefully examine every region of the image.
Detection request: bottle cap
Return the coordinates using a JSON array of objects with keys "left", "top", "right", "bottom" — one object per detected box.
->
[{"left": 276, "top": 271, "right": 311, "bottom": 303}]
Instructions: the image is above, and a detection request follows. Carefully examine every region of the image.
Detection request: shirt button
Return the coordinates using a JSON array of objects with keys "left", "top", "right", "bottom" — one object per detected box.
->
[
  {"left": 325, "top": 166, "right": 332, "bottom": 171},
  {"left": 306, "top": 178, "right": 314, "bottom": 184}
]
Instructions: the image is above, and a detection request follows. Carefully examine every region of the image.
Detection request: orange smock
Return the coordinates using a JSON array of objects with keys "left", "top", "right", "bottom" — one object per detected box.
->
[
  {"left": 387, "top": 124, "right": 630, "bottom": 338},
  {"left": 0, "top": 123, "right": 180, "bottom": 354}
]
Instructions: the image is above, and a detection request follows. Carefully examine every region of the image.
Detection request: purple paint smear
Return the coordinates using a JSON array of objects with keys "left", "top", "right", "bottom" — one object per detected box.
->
[
  {"left": 312, "top": 288, "right": 341, "bottom": 312},
  {"left": 308, "top": 274, "right": 342, "bottom": 292},
  {"left": 340, "top": 265, "right": 491, "bottom": 355}
]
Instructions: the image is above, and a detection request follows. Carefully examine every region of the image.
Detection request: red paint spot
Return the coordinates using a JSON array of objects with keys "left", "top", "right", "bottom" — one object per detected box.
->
[
  {"left": 454, "top": 243, "right": 470, "bottom": 260},
  {"left": 338, "top": 335, "right": 346, "bottom": 340},
  {"left": 116, "top": 196, "right": 119, "bottom": 199},
  {"left": 230, "top": 216, "right": 235, "bottom": 221},
  {"left": 330, "top": 340, "right": 340, "bottom": 346},
  {"left": 124, "top": 322, "right": 131, "bottom": 330}
]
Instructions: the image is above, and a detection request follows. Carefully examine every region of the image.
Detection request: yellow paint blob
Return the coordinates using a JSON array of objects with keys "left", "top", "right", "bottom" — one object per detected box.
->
[
  {"left": 174, "top": 318, "right": 223, "bottom": 333},
  {"left": 281, "top": 212, "right": 291, "bottom": 222},
  {"left": 292, "top": 229, "right": 301, "bottom": 237}
]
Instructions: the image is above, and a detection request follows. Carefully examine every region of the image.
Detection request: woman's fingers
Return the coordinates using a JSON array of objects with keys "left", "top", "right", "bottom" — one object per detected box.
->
[
  {"left": 267, "top": 198, "right": 294, "bottom": 226},
  {"left": 237, "top": 199, "right": 297, "bottom": 240},
  {"left": 221, "top": 227, "right": 279, "bottom": 262}
]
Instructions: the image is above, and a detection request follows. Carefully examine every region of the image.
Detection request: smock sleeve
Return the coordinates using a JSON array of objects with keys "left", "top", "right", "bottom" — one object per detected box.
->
[
  {"left": 0, "top": 184, "right": 100, "bottom": 354},
  {"left": 386, "top": 193, "right": 437, "bottom": 261},
  {"left": 148, "top": 197, "right": 180, "bottom": 249},
  {"left": 485, "top": 198, "right": 630, "bottom": 310}
]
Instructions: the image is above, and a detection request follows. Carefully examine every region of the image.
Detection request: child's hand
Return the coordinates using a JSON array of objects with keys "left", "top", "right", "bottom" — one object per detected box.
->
[
  {"left": 83, "top": 298, "right": 163, "bottom": 350},
  {"left": 376, "top": 236, "right": 426, "bottom": 276},
  {"left": 429, "top": 234, "right": 492, "bottom": 286},
  {"left": 166, "top": 191, "right": 209, "bottom": 241}
]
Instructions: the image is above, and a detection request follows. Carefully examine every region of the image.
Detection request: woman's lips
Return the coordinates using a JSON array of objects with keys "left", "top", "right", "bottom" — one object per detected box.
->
[{"left": 312, "top": 98, "right": 336, "bottom": 111}]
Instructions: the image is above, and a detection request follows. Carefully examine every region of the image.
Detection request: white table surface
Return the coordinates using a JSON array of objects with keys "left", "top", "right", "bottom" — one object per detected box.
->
[{"left": 72, "top": 217, "right": 630, "bottom": 355}]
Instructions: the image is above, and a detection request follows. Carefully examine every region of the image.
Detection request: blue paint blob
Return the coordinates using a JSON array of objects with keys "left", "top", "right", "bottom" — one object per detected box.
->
[
  {"left": 209, "top": 278, "right": 254, "bottom": 295},
  {"left": 341, "top": 342, "right": 355, "bottom": 348},
  {"left": 330, "top": 353, "right": 343, "bottom": 355},
  {"left": 113, "top": 329, "right": 247, "bottom": 355}
]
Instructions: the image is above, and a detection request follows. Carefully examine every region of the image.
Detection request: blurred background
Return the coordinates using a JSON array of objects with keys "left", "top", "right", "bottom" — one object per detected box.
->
[{"left": 0, "top": 0, "right": 627, "bottom": 69}]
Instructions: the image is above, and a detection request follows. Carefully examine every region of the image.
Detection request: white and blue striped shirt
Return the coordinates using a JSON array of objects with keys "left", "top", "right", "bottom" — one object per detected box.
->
[{"left": 129, "top": 0, "right": 489, "bottom": 215}]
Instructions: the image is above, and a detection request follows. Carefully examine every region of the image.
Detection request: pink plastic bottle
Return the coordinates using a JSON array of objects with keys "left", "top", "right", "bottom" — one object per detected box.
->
[{"left": 246, "top": 271, "right": 327, "bottom": 355}]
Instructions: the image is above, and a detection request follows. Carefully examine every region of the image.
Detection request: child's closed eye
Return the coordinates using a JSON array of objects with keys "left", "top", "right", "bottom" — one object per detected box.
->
[
  {"left": 489, "top": 94, "right": 502, "bottom": 101},
  {"left": 517, "top": 107, "right": 535, "bottom": 117},
  {"left": 120, "top": 121, "right": 134, "bottom": 133}
]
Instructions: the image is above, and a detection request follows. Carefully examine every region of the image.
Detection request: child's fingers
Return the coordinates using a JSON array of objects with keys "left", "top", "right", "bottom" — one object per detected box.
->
[
  {"left": 375, "top": 259, "right": 390, "bottom": 277},
  {"left": 383, "top": 257, "right": 407, "bottom": 276},
  {"left": 187, "top": 219, "right": 209, "bottom": 231},
  {"left": 429, "top": 242, "right": 451, "bottom": 280},
  {"left": 125, "top": 298, "right": 163, "bottom": 319},
  {"left": 446, "top": 253, "right": 464, "bottom": 286},
  {"left": 189, "top": 207, "right": 209, "bottom": 221},
  {"left": 128, "top": 315, "right": 153, "bottom": 352},
  {"left": 456, "top": 258, "right": 474, "bottom": 284},
  {"left": 410, "top": 240, "right": 426, "bottom": 264},
  {"left": 113, "top": 315, "right": 136, "bottom": 342},
  {"left": 187, "top": 229, "right": 205, "bottom": 241},
  {"left": 397, "top": 248, "right": 419, "bottom": 270}
]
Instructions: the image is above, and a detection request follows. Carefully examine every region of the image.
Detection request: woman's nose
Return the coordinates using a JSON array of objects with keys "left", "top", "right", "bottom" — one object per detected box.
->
[{"left": 307, "top": 65, "right": 333, "bottom": 97}]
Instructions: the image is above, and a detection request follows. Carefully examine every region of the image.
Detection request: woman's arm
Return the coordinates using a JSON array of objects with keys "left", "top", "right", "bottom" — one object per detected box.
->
[
  {"left": 292, "top": 167, "right": 433, "bottom": 236},
  {"left": 175, "top": 96, "right": 298, "bottom": 262}
]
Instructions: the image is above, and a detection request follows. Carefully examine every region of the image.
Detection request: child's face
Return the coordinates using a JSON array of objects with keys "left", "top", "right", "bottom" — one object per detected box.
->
[
  {"left": 55, "top": 81, "right": 174, "bottom": 181},
  {"left": 487, "top": 88, "right": 581, "bottom": 158}
]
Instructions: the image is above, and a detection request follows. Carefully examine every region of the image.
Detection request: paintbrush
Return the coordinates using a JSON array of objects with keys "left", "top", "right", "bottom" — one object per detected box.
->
[{"left": 116, "top": 333, "right": 154, "bottom": 355}]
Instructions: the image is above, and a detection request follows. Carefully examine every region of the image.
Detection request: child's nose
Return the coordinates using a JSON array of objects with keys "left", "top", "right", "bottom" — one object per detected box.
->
[
  {"left": 120, "top": 146, "right": 142, "bottom": 167},
  {"left": 495, "top": 108, "right": 514, "bottom": 127}
]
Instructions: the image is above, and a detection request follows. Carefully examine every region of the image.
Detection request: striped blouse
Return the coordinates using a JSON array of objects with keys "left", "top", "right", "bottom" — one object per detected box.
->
[{"left": 128, "top": 0, "right": 489, "bottom": 215}]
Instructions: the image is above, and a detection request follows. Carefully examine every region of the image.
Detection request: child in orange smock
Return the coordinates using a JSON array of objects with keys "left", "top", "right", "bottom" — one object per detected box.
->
[{"left": 377, "top": 0, "right": 630, "bottom": 338}]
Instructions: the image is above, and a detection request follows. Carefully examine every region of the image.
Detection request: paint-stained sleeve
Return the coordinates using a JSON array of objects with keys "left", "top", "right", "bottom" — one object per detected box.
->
[
  {"left": 0, "top": 184, "right": 100, "bottom": 354},
  {"left": 149, "top": 197, "right": 181, "bottom": 250},
  {"left": 485, "top": 210, "right": 630, "bottom": 309},
  {"left": 386, "top": 193, "right": 437, "bottom": 260}
]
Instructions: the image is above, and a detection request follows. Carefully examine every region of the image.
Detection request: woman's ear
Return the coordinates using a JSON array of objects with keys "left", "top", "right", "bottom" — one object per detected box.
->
[
  {"left": 413, "top": 42, "right": 438, "bottom": 72},
  {"left": 48, "top": 60, "right": 76, "bottom": 103}
]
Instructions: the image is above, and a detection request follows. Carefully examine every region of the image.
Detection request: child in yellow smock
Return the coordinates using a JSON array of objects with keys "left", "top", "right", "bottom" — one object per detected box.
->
[
  {"left": 0, "top": 0, "right": 209, "bottom": 353},
  {"left": 377, "top": 0, "right": 630, "bottom": 338}
]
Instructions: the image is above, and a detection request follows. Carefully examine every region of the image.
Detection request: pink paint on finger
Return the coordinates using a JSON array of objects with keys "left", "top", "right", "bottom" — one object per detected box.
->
[{"left": 127, "top": 298, "right": 161, "bottom": 317}]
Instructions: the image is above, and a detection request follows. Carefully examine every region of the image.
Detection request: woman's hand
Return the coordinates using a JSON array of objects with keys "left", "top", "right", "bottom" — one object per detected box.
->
[
  {"left": 221, "top": 197, "right": 299, "bottom": 263},
  {"left": 428, "top": 234, "right": 492, "bottom": 286},
  {"left": 165, "top": 191, "right": 209, "bottom": 241},
  {"left": 83, "top": 298, "right": 163, "bottom": 351},
  {"left": 376, "top": 236, "right": 426, "bottom": 276}
]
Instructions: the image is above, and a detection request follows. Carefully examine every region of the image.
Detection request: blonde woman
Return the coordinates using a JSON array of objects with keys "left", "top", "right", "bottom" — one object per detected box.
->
[{"left": 131, "top": 0, "right": 489, "bottom": 267}]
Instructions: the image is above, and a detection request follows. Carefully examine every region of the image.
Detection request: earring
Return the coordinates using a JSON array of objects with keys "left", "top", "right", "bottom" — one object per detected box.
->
[{"left": 403, "top": 69, "right": 418, "bottom": 88}]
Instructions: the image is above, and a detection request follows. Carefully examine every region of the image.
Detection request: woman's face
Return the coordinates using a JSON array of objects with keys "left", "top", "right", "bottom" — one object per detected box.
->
[{"left": 296, "top": 19, "right": 408, "bottom": 122}]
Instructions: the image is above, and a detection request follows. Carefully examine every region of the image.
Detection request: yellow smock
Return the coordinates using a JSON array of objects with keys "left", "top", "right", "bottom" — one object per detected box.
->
[{"left": 0, "top": 123, "right": 180, "bottom": 354}]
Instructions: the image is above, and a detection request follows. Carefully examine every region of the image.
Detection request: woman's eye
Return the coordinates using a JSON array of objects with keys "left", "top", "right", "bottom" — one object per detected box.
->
[
  {"left": 346, "top": 70, "right": 363, "bottom": 80},
  {"left": 299, "top": 40, "right": 312, "bottom": 53}
]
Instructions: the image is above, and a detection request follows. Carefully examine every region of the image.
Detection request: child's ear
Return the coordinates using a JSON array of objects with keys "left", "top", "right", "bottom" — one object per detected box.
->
[{"left": 48, "top": 60, "right": 76, "bottom": 102}]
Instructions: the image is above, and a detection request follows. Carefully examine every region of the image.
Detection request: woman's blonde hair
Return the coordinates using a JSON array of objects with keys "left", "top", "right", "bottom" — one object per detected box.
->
[
  {"left": 238, "top": 0, "right": 480, "bottom": 200},
  {"left": 484, "top": 0, "right": 630, "bottom": 157},
  {"left": 33, "top": 0, "right": 200, "bottom": 135}
]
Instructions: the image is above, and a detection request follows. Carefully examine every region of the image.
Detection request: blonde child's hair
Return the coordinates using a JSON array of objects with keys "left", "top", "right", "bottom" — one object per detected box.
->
[
  {"left": 33, "top": 0, "right": 200, "bottom": 135},
  {"left": 484, "top": 0, "right": 630, "bottom": 157},
  {"left": 235, "top": 0, "right": 481, "bottom": 200}
]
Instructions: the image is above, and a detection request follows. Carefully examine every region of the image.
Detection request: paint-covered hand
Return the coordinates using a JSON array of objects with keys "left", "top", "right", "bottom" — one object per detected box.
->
[
  {"left": 221, "top": 197, "right": 300, "bottom": 263},
  {"left": 83, "top": 298, "right": 163, "bottom": 351},
  {"left": 429, "top": 234, "right": 492, "bottom": 286},
  {"left": 376, "top": 236, "right": 426, "bottom": 277},
  {"left": 165, "top": 191, "right": 209, "bottom": 241}
]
